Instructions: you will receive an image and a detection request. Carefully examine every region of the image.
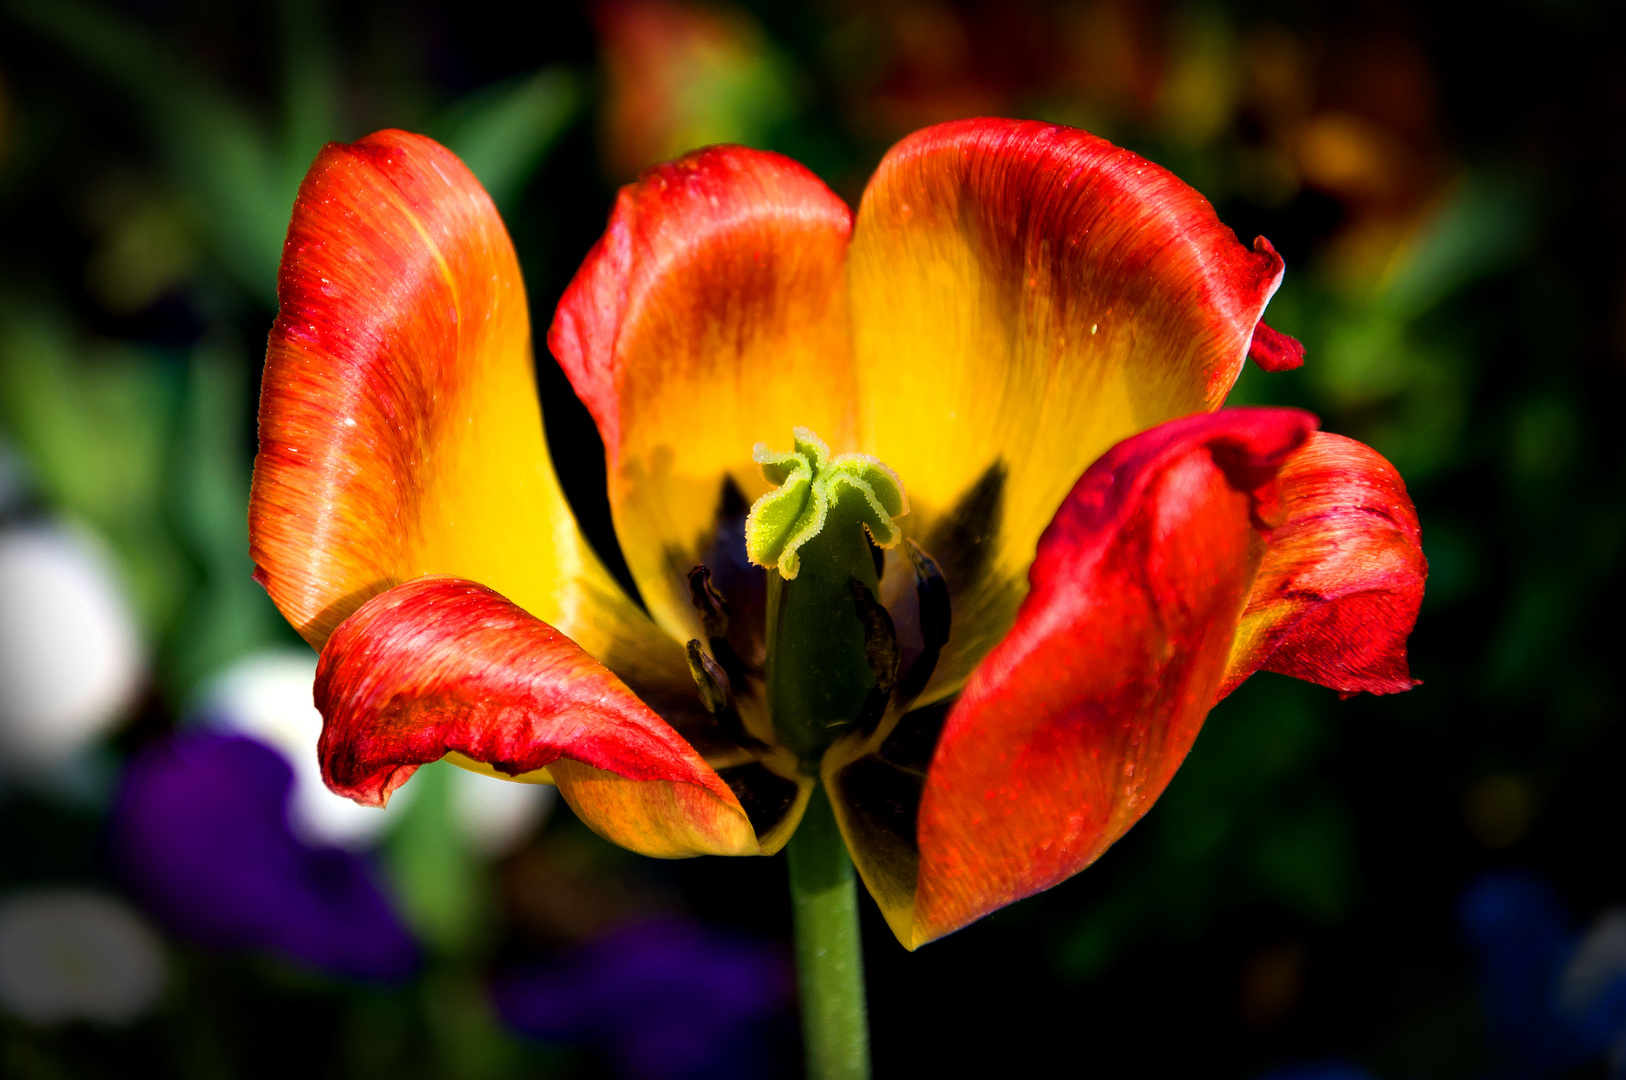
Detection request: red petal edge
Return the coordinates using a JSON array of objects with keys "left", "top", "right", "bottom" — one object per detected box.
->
[
  {"left": 314, "top": 577, "right": 753, "bottom": 855},
  {"left": 911, "top": 407, "right": 1318, "bottom": 945}
]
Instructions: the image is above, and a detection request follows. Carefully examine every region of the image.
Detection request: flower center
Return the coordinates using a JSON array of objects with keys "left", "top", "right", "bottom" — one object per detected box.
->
[{"left": 744, "top": 428, "right": 909, "bottom": 766}]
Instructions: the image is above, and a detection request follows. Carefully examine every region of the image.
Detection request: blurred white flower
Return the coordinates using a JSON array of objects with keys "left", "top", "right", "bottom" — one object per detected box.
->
[
  {"left": 0, "top": 889, "right": 166, "bottom": 1025},
  {"left": 449, "top": 765, "right": 556, "bottom": 857},
  {"left": 198, "top": 649, "right": 414, "bottom": 849},
  {"left": 0, "top": 525, "right": 144, "bottom": 770},
  {"left": 200, "top": 649, "right": 554, "bottom": 856}
]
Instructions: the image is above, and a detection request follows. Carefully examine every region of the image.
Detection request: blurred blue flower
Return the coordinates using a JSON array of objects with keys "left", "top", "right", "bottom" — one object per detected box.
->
[
  {"left": 110, "top": 731, "right": 419, "bottom": 980},
  {"left": 492, "top": 918, "right": 792, "bottom": 1080},
  {"left": 1460, "top": 871, "right": 1626, "bottom": 1077}
]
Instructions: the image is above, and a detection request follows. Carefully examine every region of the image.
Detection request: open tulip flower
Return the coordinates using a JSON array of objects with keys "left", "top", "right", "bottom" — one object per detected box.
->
[{"left": 250, "top": 118, "right": 1423, "bottom": 1074}]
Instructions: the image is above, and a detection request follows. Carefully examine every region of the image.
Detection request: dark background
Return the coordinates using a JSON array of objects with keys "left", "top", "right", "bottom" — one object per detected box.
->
[{"left": 1, "top": 1, "right": 1623, "bottom": 1077}]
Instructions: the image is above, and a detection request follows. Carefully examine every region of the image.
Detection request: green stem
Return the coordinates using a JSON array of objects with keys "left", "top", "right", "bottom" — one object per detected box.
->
[{"left": 785, "top": 784, "right": 871, "bottom": 1080}]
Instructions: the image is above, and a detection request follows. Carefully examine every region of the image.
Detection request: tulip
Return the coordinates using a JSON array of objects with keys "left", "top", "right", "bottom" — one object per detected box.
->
[{"left": 249, "top": 119, "right": 1423, "bottom": 1076}]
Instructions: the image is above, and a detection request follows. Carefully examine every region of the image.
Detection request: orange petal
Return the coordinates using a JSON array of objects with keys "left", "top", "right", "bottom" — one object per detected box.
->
[
  {"left": 315, "top": 577, "right": 758, "bottom": 858},
  {"left": 848, "top": 119, "right": 1288, "bottom": 705},
  {"left": 899, "top": 408, "right": 1316, "bottom": 947},
  {"left": 548, "top": 145, "right": 856, "bottom": 644},
  {"left": 249, "top": 130, "right": 677, "bottom": 693},
  {"left": 1219, "top": 432, "right": 1425, "bottom": 699}
]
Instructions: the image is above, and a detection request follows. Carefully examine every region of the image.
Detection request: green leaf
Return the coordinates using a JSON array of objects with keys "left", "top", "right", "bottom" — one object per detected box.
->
[
  {"left": 277, "top": 0, "right": 343, "bottom": 199},
  {"left": 435, "top": 68, "right": 579, "bottom": 211},
  {"left": 384, "top": 761, "right": 489, "bottom": 957},
  {"left": 1379, "top": 171, "right": 1537, "bottom": 318},
  {"left": 165, "top": 344, "right": 291, "bottom": 695},
  {"left": 0, "top": 308, "right": 188, "bottom": 637},
  {"left": 11, "top": 0, "right": 338, "bottom": 306}
]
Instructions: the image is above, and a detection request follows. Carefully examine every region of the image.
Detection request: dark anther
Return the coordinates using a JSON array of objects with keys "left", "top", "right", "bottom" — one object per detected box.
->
[
  {"left": 688, "top": 564, "right": 751, "bottom": 687},
  {"left": 895, "top": 539, "right": 951, "bottom": 708},
  {"left": 685, "top": 639, "right": 766, "bottom": 751},
  {"left": 688, "top": 565, "right": 730, "bottom": 639},
  {"left": 849, "top": 579, "right": 900, "bottom": 737},
  {"left": 686, "top": 639, "right": 732, "bottom": 715}
]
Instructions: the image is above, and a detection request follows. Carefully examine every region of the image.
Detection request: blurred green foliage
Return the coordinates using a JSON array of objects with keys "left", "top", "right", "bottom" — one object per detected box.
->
[
  {"left": 1054, "top": 677, "right": 1359, "bottom": 983},
  {"left": 0, "top": 2, "right": 586, "bottom": 1075},
  {"left": 0, "top": 313, "right": 187, "bottom": 636},
  {"left": 10, "top": 0, "right": 578, "bottom": 304},
  {"left": 386, "top": 762, "right": 491, "bottom": 958}
]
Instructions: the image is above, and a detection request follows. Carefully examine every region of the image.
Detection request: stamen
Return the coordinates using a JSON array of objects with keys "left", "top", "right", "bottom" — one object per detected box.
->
[
  {"left": 686, "top": 639, "right": 733, "bottom": 716},
  {"left": 685, "top": 639, "right": 766, "bottom": 752},
  {"left": 688, "top": 564, "right": 730, "bottom": 640},
  {"left": 688, "top": 564, "right": 752, "bottom": 686},
  {"left": 849, "top": 579, "right": 900, "bottom": 738}
]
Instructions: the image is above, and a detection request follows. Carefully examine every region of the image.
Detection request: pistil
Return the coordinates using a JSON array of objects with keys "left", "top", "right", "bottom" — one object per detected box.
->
[{"left": 745, "top": 428, "right": 908, "bottom": 766}]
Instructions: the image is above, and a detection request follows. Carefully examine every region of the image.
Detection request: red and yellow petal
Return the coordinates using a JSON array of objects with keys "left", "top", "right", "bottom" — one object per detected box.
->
[
  {"left": 315, "top": 577, "right": 758, "bottom": 858},
  {"left": 1218, "top": 432, "right": 1425, "bottom": 699},
  {"left": 852, "top": 408, "right": 1315, "bottom": 947},
  {"left": 848, "top": 119, "right": 1289, "bottom": 704},
  {"left": 249, "top": 130, "right": 676, "bottom": 692},
  {"left": 549, "top": 146, "right": 856, "bottom": 645}
]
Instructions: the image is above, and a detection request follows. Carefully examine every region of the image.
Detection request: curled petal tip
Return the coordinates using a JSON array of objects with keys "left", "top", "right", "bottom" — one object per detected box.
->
[
  {"left": 858, "top": 409, "right": 1320, "bottom": 945},
  {"left": 1219, "top": 432, "right": 1425, "bottom": 700},
  {"left": 1249, "top": 321, "right": 1306, "bottom": 372},
  {"left": 314, "top": 577, "right": 757, "bottom": 858}
]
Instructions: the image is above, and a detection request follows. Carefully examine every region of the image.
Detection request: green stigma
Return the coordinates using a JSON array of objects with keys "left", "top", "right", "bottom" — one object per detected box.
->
[
  {"left": 745, "top": 428, "right": 910, "bottom": 766},
  {"left": 745, "top": 427, "right": 909, "bottom": 579}
]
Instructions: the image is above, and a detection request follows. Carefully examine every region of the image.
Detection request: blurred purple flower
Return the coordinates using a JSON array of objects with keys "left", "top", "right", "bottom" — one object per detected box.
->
[
  {"left": 1461, "top": 871, "right": 1626, "bottom": 1078},
  {"left": 110, "top": 731, "right": 418, "bottom": 980},
  {"left": 1255, "top": 1065, "right": 1378, "bottom": 1080},
  {"left": 492, "top": 919, "right": 792, "bottom": 1080}
]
